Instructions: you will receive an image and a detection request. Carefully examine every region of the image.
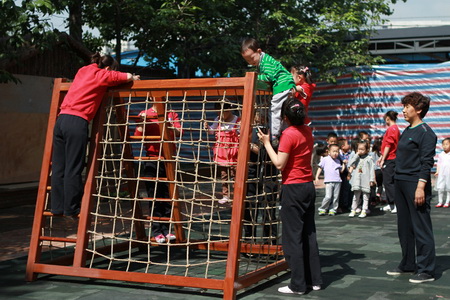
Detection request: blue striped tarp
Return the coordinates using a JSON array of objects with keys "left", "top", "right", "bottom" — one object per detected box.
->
[{"left": 310, "top": 62, "right": 450, "bottom": 153}]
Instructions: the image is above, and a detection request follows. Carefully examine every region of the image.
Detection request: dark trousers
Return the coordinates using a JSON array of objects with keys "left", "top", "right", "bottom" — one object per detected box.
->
[
  {"left": 339, "top": 169, "right": 352, "bottom": 210},
  {"left": 51, "top": 114, "right": 88, "bottom": 216},
  {"left": 144, "top": 161, "right": 172, "bottom": 237},
  {"left": 383, "top": 160, "right": 396, "bottom": 205},
  {"left": 280, "top": 182, "right": 322, "bottom": 292},
  {"left": 395, "top": 179, "right": 436, "bottom": 276}
]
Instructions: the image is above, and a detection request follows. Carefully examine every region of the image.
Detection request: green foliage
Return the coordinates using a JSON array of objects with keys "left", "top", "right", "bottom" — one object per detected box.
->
[
  {"left": 1, "top": 0, "right": 407, "bottom": 82},
  {"left": 0, "top": 0, "right": 57, "bottom": 83}
]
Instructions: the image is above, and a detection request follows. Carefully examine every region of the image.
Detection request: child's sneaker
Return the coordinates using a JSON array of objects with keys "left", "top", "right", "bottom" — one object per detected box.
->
[
  {"left": 166, "top": 233, "right": 176, "bottom": 241},
  {"left": 328, "top": 210, "right": 336, "bottom": 216},
  {"left": 218, "top": 196, "right": 229, "bottom": 204},
  {"left": 318, "top": 209, "right": 326, "bottom": 216},
  {"left": 359, "top": 211, "right": 367, "bottom": 218},
  {"left": 435, "top": 203, "right": 443, "bottom": 208},
  {"left": 155, "top": 234, "right": 166, "bottom": 243},
  {"left": 444, "top": 203, "right": 450, "bottom": 208},
  {"left": 349, "top": 210, "right": 356, "bottom": 217},
  {"left": 391, "top": 206, "right": 397, "bottom": 214}
]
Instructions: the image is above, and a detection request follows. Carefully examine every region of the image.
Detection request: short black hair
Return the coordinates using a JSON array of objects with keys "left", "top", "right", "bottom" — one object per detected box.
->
[
  {"left": 327, "top": 132, "right": 338, "bottom": 140},
  {"left": 401, "top": 92, "right": 430, "bottom": 119},
  {"left": 328, "top": 144, "right": 339, "bottom": 151}
]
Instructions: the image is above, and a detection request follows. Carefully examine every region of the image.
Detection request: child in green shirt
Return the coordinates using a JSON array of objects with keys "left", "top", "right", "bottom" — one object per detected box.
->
[{"left": 241, "top": 38, "right": 295, "bottom": 145}]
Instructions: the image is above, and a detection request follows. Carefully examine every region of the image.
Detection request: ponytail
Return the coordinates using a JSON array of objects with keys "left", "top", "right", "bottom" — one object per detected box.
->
[
  {"left": 290, "top": 65, "right": 313, "bottom": 84},
  {"left": 282, "top": 98, "right": 305, "bottom": 126},
  {"left": 384, "top": 110, "right": 398, "bottom": 122},
  {"left": 90, "top": 52, "right": 119, "bottom": 70}
]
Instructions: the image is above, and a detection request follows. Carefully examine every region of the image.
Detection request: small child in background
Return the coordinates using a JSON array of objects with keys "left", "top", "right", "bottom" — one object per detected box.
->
[
  {"left": 316, "top": 144, "right": 346, "bottom": 216},
  {"left": 359, "top": 131, "right": 371, "bottom": 147},
  {"left": 326, "top": 132, "right": 338, "bottom": 146},
  {"left": 312, "top": 142, "right": 328, "bottom": 177},
  {"left": 135, "top": 104, "right": 181, "bottom": 243},
  {"left": 205, "top": 102, "right": 240, "bottom": 204},
  {"left": 241, "top": 38, "right": 295, "bottom": 144},
  {"left": 338, "top": 138, "right": 352, "bottom": 212},
  {"left": 348, "top": 137, "right": 360, "bottom": 165},
  {"left": 435, "top": 138, "right": 450, "bottom": 208},
  {"left": 290, "top": 65, "right": 316, "bottom": 125},
  {"left": 369, "top": 138, "right": 383, "bottom": 206},
  {"left": 348, "top": 141, "right": 376, "bottom": 218}
]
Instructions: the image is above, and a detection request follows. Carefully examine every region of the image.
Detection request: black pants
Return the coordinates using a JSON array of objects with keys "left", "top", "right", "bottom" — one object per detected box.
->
[
  {"left": 382, "top": 160, "right": 396, "bottom": 205},
  {"left": 280, "top": 182, "right": 322, "bottom": 292},
  {"left": 144, "top": 161, "right": 172, "bottom": 237},
  {"left": 395, "top": 179, "right": 436, "bottom": 276},
  {"left": 339, "top": 169, "right": 352, "bottom": 211},
  {"left": 51, "top": 114, "right": 88, "bottom": 216}
]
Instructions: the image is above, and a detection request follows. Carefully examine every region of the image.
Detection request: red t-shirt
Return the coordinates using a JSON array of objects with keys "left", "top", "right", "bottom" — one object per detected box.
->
[
  {"left": 381, "top": 124, "right": 400, "bottom": 160},
  {"left": 294, "top": 82, "right": 316, "bottom": 124},
  {"left": 134, "top": 107, "right": 181, "bottom": 157},
  {"left": 60, "top": 63, "right": 129, "bottom": 121},
  {"left": 278, "top": 125, "right": 314, "bottom": 184}
]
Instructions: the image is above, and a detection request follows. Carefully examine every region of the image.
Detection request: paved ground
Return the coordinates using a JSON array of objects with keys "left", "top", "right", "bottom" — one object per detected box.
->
[{"left": 0, "top": 186, "right": 449, "bottom": 300}]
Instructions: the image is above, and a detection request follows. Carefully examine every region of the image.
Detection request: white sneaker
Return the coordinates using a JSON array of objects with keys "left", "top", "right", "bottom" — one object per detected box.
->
[
  {"left": 381, "top": 204, "right": 392, "bottom": 212},
  {"left": 277, "top": 286, "right": 304, "bottom": 294},
  {"left": 349, "top": 210, "right": 356, "bottom": 217},
  {"left": 359, "top": 211, "right": 367, "bottom": 218},
  {"left": 165, "top": 233, "right": 176, "bottom": 241},
  {"left": 391, "top": 206, "right": 397, "bottom": 214},
  {"left": 307, "top": 285, "right": 321, "bottom": 291},
  {"left": 218, "top": 196, "right": 229, "bottom": 204}
]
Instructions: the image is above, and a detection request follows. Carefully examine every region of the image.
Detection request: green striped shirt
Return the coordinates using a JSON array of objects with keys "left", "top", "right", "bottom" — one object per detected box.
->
[{"left": 257, "top": 52, "right": 295, "bottom": 95}]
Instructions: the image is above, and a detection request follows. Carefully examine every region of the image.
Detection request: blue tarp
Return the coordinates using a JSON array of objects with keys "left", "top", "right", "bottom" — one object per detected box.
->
[{"left": 310, "top": 62, "right": 450, "bottom": 153}]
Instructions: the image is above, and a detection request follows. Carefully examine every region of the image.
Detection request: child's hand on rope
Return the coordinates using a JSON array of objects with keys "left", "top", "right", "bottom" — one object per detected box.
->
[{"left": 203, "top": 121, "right": 209, "bottom": 129}]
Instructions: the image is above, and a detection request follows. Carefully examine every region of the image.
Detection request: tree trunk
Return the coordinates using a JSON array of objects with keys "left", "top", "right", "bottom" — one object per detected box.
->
[
  {"left": 68, "top": 1, "right": 83, "bottom": 43},
  {"left": 114, "top": 3, "right": 122, "bottom": 65}
]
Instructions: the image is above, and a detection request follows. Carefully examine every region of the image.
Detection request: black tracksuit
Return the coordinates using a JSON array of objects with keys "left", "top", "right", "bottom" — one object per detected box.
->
[{"left": 394, "top": 122, "right": 437, "bottom": 276}]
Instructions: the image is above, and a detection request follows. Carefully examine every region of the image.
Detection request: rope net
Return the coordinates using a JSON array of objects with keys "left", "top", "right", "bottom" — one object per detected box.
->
[{"left": 36, "top": 76, "right": 284, "bottom": 289}]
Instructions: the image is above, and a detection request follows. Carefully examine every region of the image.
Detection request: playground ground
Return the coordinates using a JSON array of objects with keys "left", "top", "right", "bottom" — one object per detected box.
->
[{"left": 0, "top": 184, "right": 449, "bottom": 300}]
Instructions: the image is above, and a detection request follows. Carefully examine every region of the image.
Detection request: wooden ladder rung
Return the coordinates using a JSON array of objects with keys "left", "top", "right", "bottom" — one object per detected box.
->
[
  {"left": 133, "top": 156, "right": 164, "bottom": 161},
  {"left": 146, "top": 216, "right": 171, "bottom": 221},
  {"left": 42, "top": 211, "right": 80, "bottom": 218},
  {"left": 129, "top": 135, "right": 161, "bottom": 141},
  {"left": 39, "top": 236, "right": 77, "bottom": 243}
]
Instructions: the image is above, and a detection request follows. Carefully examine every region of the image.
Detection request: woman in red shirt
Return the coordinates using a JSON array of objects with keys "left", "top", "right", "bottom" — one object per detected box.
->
[
  {"left": 258, "top": 98, "right": 322, "bottom": 295},
  {"left": 377, "top": 111, "right": 400, "bottom": 213},
  {"left": 51, "top": 53, "right": 140, "bottom": 217}
]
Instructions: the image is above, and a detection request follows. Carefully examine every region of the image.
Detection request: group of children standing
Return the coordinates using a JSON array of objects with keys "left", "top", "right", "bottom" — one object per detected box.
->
[
  {"left": 316, "top": 112, "right": 450, "bottom": 218},
  {"left": 315, "top": 119, "right": 399, "bottom": 219}
]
